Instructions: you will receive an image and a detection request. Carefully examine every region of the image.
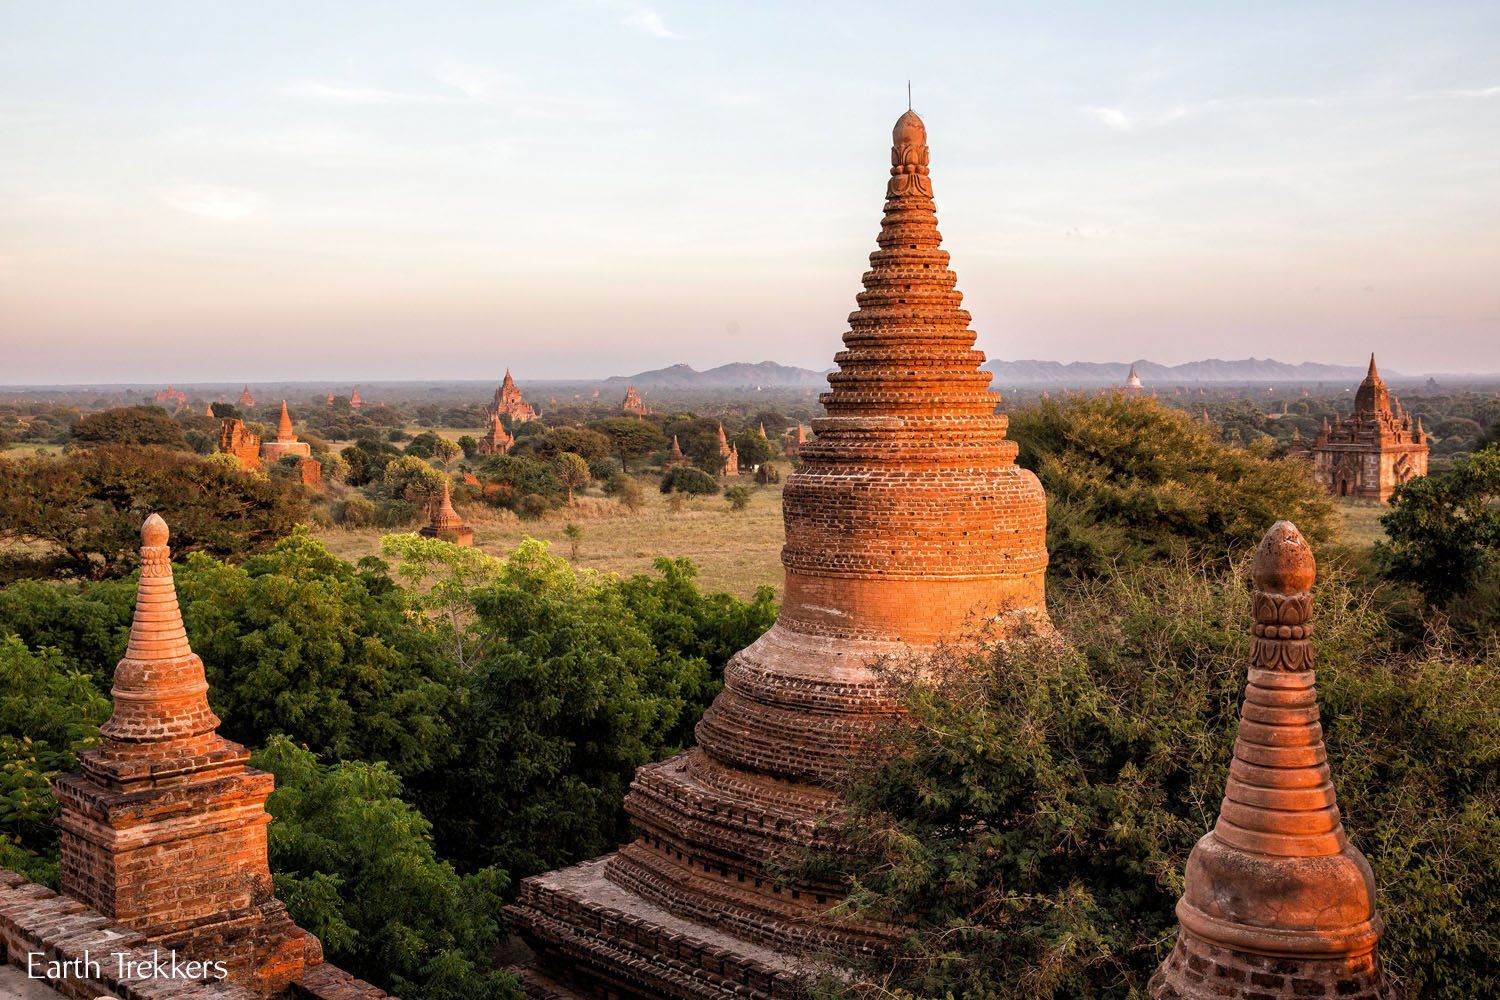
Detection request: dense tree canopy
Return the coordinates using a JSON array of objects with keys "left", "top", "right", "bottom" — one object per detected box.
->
[
  {"left": 0, "top": 445, "right": 309, "bottom": 578},
  {"left": 254, "top": 737, "right": 519, "bottom": 1000},
  {"left": 1011, "top": 395, "right": 1334, "bottom": 577},
  {"left": 70, "top": 405, "right": 189, "bottom": 449},
  {"left": 587, "top": 417, "right": 665, "bottom": 472},
  {"left": 1378, "top": 447, "right": 1500, "bottom": 605}
]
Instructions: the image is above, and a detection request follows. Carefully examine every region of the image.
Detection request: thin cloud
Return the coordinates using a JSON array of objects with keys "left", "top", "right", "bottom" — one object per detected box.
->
[
  {"left": 430, "top": 60, "right": 502, "bottom": 100},
  {"left": 281, "top": 80, "right": 452, "bottom": 105},
  {"left": 596, "top": 0, "right": 682, "bottom": 39},
  {"left": 1443, "top": 85, "right": 1500, "bottom": 98},
  {"left": 153, "top": 183, "right": 267, "bottom": 221},
  {"left": 1080, "top": 106, "right": 1133, "bottom": 131}
]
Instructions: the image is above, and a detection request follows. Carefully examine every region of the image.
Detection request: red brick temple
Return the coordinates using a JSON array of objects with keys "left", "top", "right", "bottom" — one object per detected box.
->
[
  {"left": 715, "top": 423, "right": 739, "bottom": 477},
  {"left": 487, "top": 368, "right": 538, "bottom": 424},
  {"left": 620, "top": 384, "right": 651, "bottom": 416},
  {"left": 664, "top": 434, "right": 690, "bottom": 468},
  {"left": 507, "top": 107, "right": 1050, "bottom": 999},
  {"left": 1311, "top": 355, "right": 1427, "bottom": 500},
  {"left": 476, "top": 413, "right": 514, "bottom": 454},
  {"left": 1150, "top": 522, "right": 1391, "bottom": 999},
  {"left": 239, "top": 385, "right": 256, "bottom": 408},
  {"left": 219, "top": 417, "right": 263, "bottom": 470}
]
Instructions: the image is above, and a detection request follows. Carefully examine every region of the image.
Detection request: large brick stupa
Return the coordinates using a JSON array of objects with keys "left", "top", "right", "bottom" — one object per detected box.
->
[{"left": 508, "top": 107, "right": 1049, "bottom": 999}]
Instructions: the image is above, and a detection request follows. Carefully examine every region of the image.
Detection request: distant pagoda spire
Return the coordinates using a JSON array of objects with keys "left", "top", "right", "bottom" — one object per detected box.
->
[
  {"left": 1354, "top": 353, "right": 1391, "bottom": 417},
  {"left": 275, "top": 400, "right": 295, "bottom": 442},
  {"left": 1150, "top": 521, "right": 1389, "bottom": 999}
]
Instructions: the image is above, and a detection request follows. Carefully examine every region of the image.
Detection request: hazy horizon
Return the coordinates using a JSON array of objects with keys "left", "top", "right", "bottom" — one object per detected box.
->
[{"left": 3, "top": 1, "right": 1498, "bottom": 383}]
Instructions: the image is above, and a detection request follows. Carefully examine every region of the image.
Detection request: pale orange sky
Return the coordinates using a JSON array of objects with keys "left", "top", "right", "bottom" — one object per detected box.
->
[{"left": 2, "top": 1, "right": 1498, "bottom": 382}]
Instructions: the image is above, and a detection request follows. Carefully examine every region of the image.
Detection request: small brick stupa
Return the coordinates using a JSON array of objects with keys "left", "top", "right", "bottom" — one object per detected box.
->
[
  {"left": 1150, "top": 521, "right": 1390, "bottom": 1000},
  {"left": 509, "top": 107, "right": 1048, "bottom": 999},
  {"left": 1312, "top": 355, "right": 1427, "bottom": 500},
  {"left": 51, "top": 515, "right": 322, "bottom": 995},
  {"left": 260, "top": 400, "right": 313, "bottom": 462},
  {"left": 663, "top": 434, "right": 690, "bottom": 468},
  {"left": 477, "top": 413, "right": 514, "bottom": 455},
  {"left": 419, "top": 479, "right": 474, "bottom": 546}
]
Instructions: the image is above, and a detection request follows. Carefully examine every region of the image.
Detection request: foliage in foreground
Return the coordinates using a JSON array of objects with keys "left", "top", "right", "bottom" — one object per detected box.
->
[
  {"left": 1011, "top": 396, "right": 1334, "bottom": 577},
  {"left": 812, "top": 561, "right": 1498, "bottom": 1000},
  {"left": 253, "top": 737, "right": 520, "bottom": 1000}
]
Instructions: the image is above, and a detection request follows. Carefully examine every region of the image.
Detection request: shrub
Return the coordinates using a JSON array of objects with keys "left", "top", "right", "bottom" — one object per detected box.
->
[
  {"left": 335, "top": 496, "right": 377, "bottom": 527},
  {"left": 375, "top": 499, "right": 421, "bottom": 528},
  {"left": 514, "top": 493, "right": 550, "bottom": 520},
  {"left": 661, "top": 466, "right": 718, "bottom": 495},
  {"left": 604, "top": 473, "right": 644, "bottom": 512},
  {"left": 723, "top": 485, "right": 752, "bottom": 510}
]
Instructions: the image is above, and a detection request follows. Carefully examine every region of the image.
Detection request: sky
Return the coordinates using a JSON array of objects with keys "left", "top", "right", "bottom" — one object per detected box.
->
[{"left": 1, "top": 0, "right": 1498, "bottom": 383}]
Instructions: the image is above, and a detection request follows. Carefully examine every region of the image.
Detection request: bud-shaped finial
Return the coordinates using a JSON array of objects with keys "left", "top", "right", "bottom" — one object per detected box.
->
[{"left": 1252, "top": 520, "right": 1315, "bottom": 596}]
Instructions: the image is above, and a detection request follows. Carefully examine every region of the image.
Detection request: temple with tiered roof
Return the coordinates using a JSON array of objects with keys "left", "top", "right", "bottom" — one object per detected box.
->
[
  {"left": 1311, "top": 355, "right": 1427, "bottom": 500},
  {"left": 507, "top": 106, "right": 1049, "bottom": 999},
  {"left": 487, "top": 369, "right": 538, "bottom": 424}
]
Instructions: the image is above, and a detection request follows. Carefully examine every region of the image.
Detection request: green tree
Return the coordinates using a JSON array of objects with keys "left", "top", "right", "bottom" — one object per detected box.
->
[
  {"left": 428, "top": 541, "right": 697, "bottom": 876},
  {"left": 588, "top": 417, "right": 666, "bottom": 472},
  {"left": 70, "top": 406, "right": 189, "bottom": 449},
  {"left": 0, "top": 637, "right": 110, "bottom": 884},
  {"left": 253, "top": 737, "right": 518, "bottom": 1000},
  {"left": 603, "top": 473, "right": 644, "bottom": 512},
  {"left": 381, "top": 455, "right": 447, "bottom": 504},
  {"left": 552, "top": 452, "right": 591, "bottom": 504},
  {"left": 523, "top": 427, "right": 613, "bottom": 463},
  {"left": 0, "top": 445, "right": 309, "bottom": 579},
  {"left": 1377, "top": 449, "right": 1500, "bottom": 606},
  {"left": 563, "top": 522, "right": 583, "bottom": 560},
  {"left": 1011, "top": 396, "right": 1333, "bottom": 578},
  {"left": 405, "top": 432, "right": 461, "bottom": 465},
  {"left": 732, "top": 428, "right": 773, "bottom": 467},
  {"left": 380, "top": 533, "right": 504, "bottom": 671},
  {"left": 174, "top": 531, "right": 460, "bottom": 779}
]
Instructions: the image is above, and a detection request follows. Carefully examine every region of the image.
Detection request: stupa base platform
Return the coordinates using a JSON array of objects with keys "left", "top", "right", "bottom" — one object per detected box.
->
[{"left": 508, "top": 857, "right": 817, "bottom": 1000}]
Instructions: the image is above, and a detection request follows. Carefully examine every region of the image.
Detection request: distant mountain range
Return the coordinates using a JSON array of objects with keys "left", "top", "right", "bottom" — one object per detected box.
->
[
  {"left": 603, "top": 357, "right": 1406, "bottom": 389},
  {"left": 602, "top": 362, "right": 827, "bottom": 389},
  {"left": 984, "top": 357, "right": 1389, "bottom": 385}
]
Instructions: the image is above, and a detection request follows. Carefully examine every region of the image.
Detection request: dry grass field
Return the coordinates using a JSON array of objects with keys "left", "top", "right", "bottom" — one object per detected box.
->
[
  {"left": 315, "top": 476, "right": 787, "bottom": 600},
  {"left": 1332, "top": 502, "right": 1388, "bottom": 550}
]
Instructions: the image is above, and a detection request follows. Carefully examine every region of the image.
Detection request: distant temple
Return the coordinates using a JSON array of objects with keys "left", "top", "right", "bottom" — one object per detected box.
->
[
  {"left": 238, "top": 384, "right": 255, "bottom": 408},
  {"left": 621, "top": 384, "right": 651, "bottom": 416},
  {"left": 349, "top": 388, "right": 364, "bottom": 408},
  {"left": 154, "top": 385, "right": 188, "bottom": 410},
  {"left": 1123, "top": 363, "right": 1146, "bottom": 395},
  {"left": 487, "top": 368, "right": 538, "bottom": 424},
  {"left": 217, "top": 418, "right": 262, "bottom": 470},
  {"left": 1311, "top": 355, "right": 1427, "bottom": 500},
  {"left": 716, "top": 422, "right": 738, "bottom": 477},
  {"left": 476, "top": 413, "right": 514, "bottom": 454},
  {"left": 420, "top": 480, "right": 474, "bottom": 547},
  {"left": 259, "top": 400, "right": 313, "bottom": 463}
]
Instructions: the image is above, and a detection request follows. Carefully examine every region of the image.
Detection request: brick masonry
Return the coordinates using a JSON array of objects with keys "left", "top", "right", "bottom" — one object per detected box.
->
[{"left": 507, "top": 108, "right": 1050, "bottom": 998}]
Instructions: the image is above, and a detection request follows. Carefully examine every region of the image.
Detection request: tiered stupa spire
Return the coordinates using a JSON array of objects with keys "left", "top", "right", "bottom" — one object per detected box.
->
[
  {"left": 510, "top": 107, "right": 1048, "bottom": 999},
  {"left": 260, "top": 400, "right": 311, "bottom": 462},
  {"left": 52, "top": 516, "right": 321, "bottom": 994},
  {"left": 420, "top": 480, "right": 474, "bottom": 546},
  {"left": 1150, "top": 521, "right": 1390, "bottom": 999}
]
